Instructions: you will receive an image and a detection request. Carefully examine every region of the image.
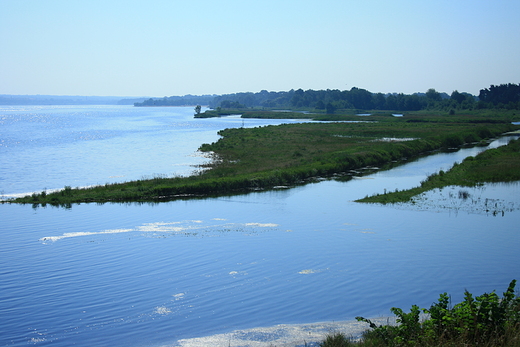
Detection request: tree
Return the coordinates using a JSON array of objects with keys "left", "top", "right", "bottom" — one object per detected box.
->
[
  {"left": 426, "top": 88, "right": 442, "bottom": 102},
  {"left": 479, "top": 83, "right": 520, "bottom": 107},
  {"left": 450, "top": 90, "right": 466, "bottom": 104},
  {"left": 347, "top": 87, "right": 373, "bottom": 109},
  {"left": 194, "top": 105, "right": 201, "bottom": 115},
  {"left": 220, "top": 100, "right": 245, "bottom": 109},
  {"left": 326, "top": 103, "right": 336, "bottom": 114}
]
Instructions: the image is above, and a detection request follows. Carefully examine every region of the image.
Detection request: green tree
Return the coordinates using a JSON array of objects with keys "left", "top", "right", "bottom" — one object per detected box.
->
[
  {"left": 194, "top": 105, "right": 201, "bottom": 115},
  {"left": 426, "top": 88, "right": 442, "bottom": 102},
  {"left": 450, "top": 90, "right": 465, "bottom": 104},
  {"left": 479, "top": 83, "right": 520, "bottom": 108},
  {"left": 326, "top": 102, "right": 336, "bottom": 114}
]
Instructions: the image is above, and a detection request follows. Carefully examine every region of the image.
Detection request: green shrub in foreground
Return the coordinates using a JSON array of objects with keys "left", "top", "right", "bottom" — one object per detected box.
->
[
  {"left": 321, "top": 280, "right": 520, "bottom": 347},
  {"left": 350, "top": 280, "right": 520, "bottom": 347}
]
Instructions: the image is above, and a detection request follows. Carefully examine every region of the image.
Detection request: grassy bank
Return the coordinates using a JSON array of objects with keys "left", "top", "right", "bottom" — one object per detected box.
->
[
  {"left": 357, "top": 137, "right": 520, "bottom": 204},
  {"left": 197, "top": 107, "right": 520, "bottom": 122},
  {"left": 196, "top": 108, "right": 316, "bottom": 119},
  {"left": 6, "top": 112, "right": 518, "bottom": 206},
  {"left": 320, "top": 280, "right": 520, "bottom": 347}
]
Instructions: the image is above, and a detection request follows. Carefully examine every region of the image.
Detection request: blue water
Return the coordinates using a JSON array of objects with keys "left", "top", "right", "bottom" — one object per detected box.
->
[
  {"left": 0, "top": 105, "right": 308, "bottom": 197},
  {"left": 1, "top": 106, "right": 519, "bottom": 346}
]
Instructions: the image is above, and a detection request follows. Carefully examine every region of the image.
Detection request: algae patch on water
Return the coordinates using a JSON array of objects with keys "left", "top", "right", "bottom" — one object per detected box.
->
[
  {"left": 40, "top": 229, "right": 133, "bottom": 243},
  {"left": 298, "top": 268, "right": 329, "bottom": 275},
  {"left": 39, "top": 219, "right": 282, "bottom": 243}
]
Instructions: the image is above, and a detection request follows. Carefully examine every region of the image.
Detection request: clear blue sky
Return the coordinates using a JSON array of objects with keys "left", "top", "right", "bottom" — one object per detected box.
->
[{"left": 1, "top": 0, "right": 519, "bottom": 97}]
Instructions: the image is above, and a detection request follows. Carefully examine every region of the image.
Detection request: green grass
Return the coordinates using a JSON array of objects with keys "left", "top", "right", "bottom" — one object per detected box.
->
[
  {"left": 197, "top": 107, "right": 520, "bottom": 122},
  {"left": 5, "top": 111, "right": 519, "bottom": 206},
  {"left": 357, "top": 137, "right": 520, "bottom": 204}
]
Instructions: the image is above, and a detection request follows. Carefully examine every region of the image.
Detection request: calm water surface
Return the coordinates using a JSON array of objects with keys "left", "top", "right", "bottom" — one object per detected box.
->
[
  {"left": 0, "top": 105, "right": 306, "bottom": 197},
  {"left": 1, "top": 106, "right": 519, "bottom": 346}
]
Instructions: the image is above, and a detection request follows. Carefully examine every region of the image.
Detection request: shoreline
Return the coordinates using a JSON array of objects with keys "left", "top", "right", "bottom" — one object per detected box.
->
[
  {"left": 5, "top": 113, "right": 519, "bottom": 206},
  {"left": 357, "top": 137, "right": 520, "bottom": 204},
  {"left": 169, "top": 317, "right": 396, "bottom": 347}
]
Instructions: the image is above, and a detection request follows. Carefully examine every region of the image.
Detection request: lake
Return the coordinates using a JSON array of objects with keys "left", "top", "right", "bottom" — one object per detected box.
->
[{"left": 1, "top": 105, "right": 519, "bottom": 347}]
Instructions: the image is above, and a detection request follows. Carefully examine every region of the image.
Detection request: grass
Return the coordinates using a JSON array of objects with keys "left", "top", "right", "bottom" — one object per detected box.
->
[
  {"left": 197, "top": 108, "right": 520, "bottom": 123},
  {"left": 4, "top": 111, "right": 519, "bottom": 206},
  {"left": 357, "top": 137, "right": 520, "bottom": 204},
  {"left": 319, "top": 280, "right": 520, "bottom": 347}
]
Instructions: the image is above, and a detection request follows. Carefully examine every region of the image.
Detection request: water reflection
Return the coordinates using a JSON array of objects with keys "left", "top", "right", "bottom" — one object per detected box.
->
[{"left": 395, "top": 183, "right": 520, "bottom": 216}]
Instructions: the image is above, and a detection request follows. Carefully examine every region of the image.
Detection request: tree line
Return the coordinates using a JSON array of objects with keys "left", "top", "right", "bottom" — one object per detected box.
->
[
  {"left": 135, "top": 83, "right": 520, "bottom": 111},
  {"left": 134, "top": 94, "right": 216, "bottom": 107},
  {"left": 478, "top": 83, "right": 520, "bottom": 109}
]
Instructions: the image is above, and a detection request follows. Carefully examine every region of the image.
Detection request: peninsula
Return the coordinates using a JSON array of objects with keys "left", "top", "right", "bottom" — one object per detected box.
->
[{"left": 7, "top": 109, "right": 519, "bottom": 206}]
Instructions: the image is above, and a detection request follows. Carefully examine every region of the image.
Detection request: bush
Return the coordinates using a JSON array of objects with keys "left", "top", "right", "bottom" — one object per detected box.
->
[
  {"left": 353, "top": 280, "right": 520, "bottom": 346},
  {"left": 319, "top": 332, "right": 355, "bottom": 347},
  {"left": 443, "top": 134, "right": 464, "bottom": 148}
]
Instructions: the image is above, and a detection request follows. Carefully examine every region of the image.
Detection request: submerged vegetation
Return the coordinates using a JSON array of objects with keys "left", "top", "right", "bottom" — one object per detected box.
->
[
  {"left": 5, "top": 110, "right": 519, "bottom": 206},
  {"left": 358, "top": 137, "right": 520, "bottom": 204},
  {"left": 319, "top": 280, "right": 520, "bottom": 347}
]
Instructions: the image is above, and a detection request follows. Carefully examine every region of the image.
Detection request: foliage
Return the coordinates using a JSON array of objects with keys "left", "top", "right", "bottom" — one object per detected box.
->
[
  {"left": 319, "top": 332, "right": 355, "bottom": 346},
  {"left": 135, "top": 83, "right": 520, "bottom": 111},
  {"left": 221, "top": 83, "right": 519, "bottom": 112},
  {"left": 208, "top": 87, "right": 438, "bottom": 111},
  {"left": 219, "top": 100, "right": 246, "bottom": 109},
  {"left": 134, "top": 94, "right": 214, "bottom": 107},
  {"left": 479, "top": 83, "right": 520, "bottom": 109},
  {"left": 208, "top": 90, "right": 294, "bottom": 109},
  {"left": 358, "top": 137, "right": 520, "bottom": 204},
  {"left": 349, "top": 280, "right": 520, "bottom": 347}
]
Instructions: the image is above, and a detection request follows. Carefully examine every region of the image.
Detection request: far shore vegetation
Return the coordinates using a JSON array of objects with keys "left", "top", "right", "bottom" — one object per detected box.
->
[
  {"left": 138, "top": 83, "right": 520, "bottom": 112},
  {"left": 5, "top": 107, "right": 519, "bottom": 207}
]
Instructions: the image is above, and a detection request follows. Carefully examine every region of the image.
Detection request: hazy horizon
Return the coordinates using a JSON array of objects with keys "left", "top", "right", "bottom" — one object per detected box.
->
[
  {"left": 1, "top": 0, "right": 519, "bottom": 97},
  {"left": 0, "top": 88, "right": 468, "bottom": 99}
]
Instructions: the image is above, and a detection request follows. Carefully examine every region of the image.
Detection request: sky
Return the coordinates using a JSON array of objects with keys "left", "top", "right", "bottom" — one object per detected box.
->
[{"left": 1, "top": 0, "right": 519, "bottom": 97}]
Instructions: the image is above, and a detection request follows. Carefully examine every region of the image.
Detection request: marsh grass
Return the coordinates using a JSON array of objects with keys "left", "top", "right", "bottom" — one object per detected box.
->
[
  {"left": 358, "top": 138, "right": 520, "bottom": 204},
  {"left": 198, "top": 108, "right": 520, "bottom": 123},
  {"left": 6, "top": 113, "right": 518, "bottom": 206}
]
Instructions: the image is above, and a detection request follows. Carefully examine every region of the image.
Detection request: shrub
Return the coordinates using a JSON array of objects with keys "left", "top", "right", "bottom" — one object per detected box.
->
[
  {"left": 62, "top": 186, "right": 72, "bottom": 196},
  {"left": 319, "top": 332, "right": 355, "bottom": 347},
  {"left": 443, "top": 134, "right": 464, "bottom": 148},
  {"left": 355, "top": 280, "right": 520, "bottom": 346}
]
